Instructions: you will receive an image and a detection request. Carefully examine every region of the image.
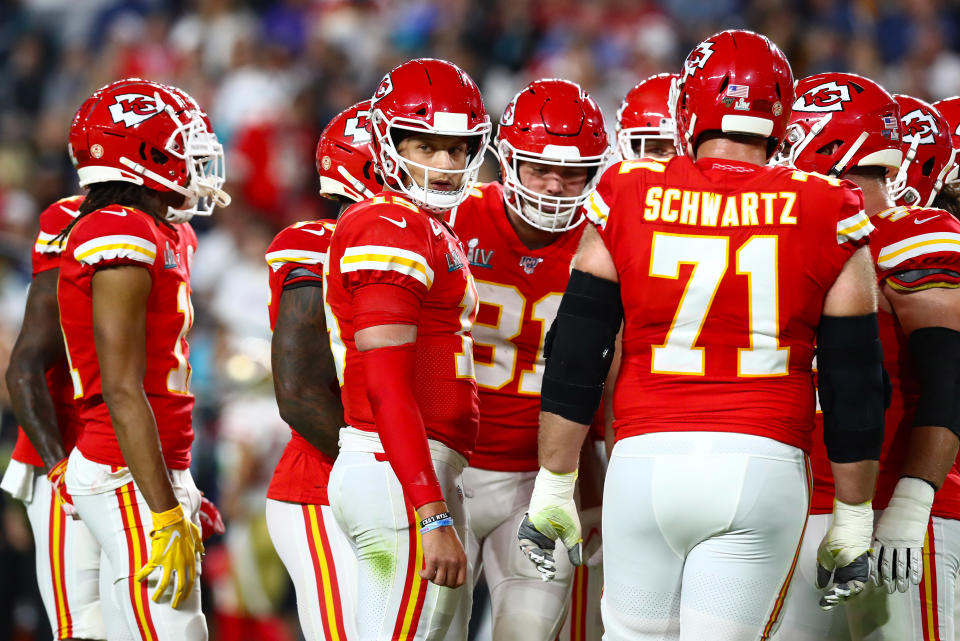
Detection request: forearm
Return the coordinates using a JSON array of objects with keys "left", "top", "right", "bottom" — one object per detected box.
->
[
  {"left": 104, "top": 385, "right": 177, "bottom": 512},
  {"left": 275, "top": 390, "right": 343, "bottom": 459},
  {"left": 7, "top": 360, "right": 65, "bottom": 469},
  {"left": 900, "top": 426, "right": 960, "bottom": 489},
  {"left": 831, "top": 460, "right": 879, "bottom": 505},
  {"left": 538, "top": 411, "right": 589, "bottom": 474}
]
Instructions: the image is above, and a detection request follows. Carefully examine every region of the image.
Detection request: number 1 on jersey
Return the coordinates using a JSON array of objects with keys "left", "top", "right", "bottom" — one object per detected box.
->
[{"left": 650, "top": 232, "right": 788, "bottom": 377}]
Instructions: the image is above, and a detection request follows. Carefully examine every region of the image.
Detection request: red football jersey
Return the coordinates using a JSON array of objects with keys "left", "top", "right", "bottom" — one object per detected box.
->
[
  {"left": 325, "top": 192, "right": 480, "bottom": 458},
  {"left": 264, "top": 219, "right": 338, "bottom": 505},
  {"left": 809, "top": 205, "right": 960, "bottom": 518},
  {"left": 11, "top": 196, "right": 84, "bottom": 467},
  {"left": 588, "top": 157, "right": 871, "bottom": 452},
  {"left": 449, "top": 182, "right": 583, "bottom": 471},
  {"left": 59, "top": 206, "right": 198, "bottom": 469}
]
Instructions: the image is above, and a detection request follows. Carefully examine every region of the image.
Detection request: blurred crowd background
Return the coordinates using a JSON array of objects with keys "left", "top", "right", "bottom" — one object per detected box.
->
[{"left": 0, "top": 0, "right": 959, "bottom": 639}]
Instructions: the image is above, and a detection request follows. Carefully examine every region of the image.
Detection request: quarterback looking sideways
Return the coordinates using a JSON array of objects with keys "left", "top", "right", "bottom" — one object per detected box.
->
[
  {"left": 778, "top": 75, "right": 960, "bottom": 641},
  {"left": 520, "top": 30, "right": 886, "bottom": 641},
  {"left": 58, "top": 78, "right": 229, "bottom": 640},
  {"left": 264, "top": 100, "right": 381, "bottom": 641},
  {"left": 323, "top": 58, "right": 489, "bottom": 640},
  {"left": 448, "top": 78, "right": 610, "bottom": 640}
]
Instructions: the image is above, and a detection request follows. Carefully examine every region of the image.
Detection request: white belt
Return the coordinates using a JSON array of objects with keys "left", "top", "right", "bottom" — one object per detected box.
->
[{"left": 338, "top": 426, "right": 467, "bottom": 473}]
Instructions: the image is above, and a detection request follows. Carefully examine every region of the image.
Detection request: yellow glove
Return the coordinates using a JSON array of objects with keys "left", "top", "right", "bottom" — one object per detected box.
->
[{"left": 135, "top": 504, "right": 204, "bottom": 609}]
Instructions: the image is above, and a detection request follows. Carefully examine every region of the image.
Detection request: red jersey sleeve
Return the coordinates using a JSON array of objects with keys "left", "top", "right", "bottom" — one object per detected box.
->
[
  {"left": 32, "top": 196, "right": 83, "bottom": 276},
  {"left": 68, "top": 206, "right": 160, "bottom": 273},
  {"left": 265, "top": 221, "right": 335, "bottom": 329},
  {"left": 334, "top": 201, "right": 435, "bottom": 302},
  {"left": 832, "top": 178, "right": 872, "bottom": 250},
  {"left": 584, "top": 161, "right": 625, "bottom": 233},
  {"left": 872, "top": 207, "right": 960, "bottom": 291}
]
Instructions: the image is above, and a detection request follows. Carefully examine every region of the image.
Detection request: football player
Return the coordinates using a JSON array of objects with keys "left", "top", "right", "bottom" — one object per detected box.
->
[
  {"left": 615, "top": 73, "right": 679, "bottom": 162},
  {"left": 519, "top": 31, "right": 886, "bottom": 641},
  {"left": 777, "top": 78, "right": 960, "bottom": 641},
  {"left": 264, "top": 100, "right": 381, "bottom": 641},
  {"left": 933, "top": 97, "right": 960, "bottom": 218},
  {"left": 323, "top": 58, "right": 490, "bottom": 640},
  {"left": 447, "top": 78, "right": 609, "bottom": 641},
  {"left": 59, "top": 78, "right": 229, "bottom": 640},
  {"left": 1, "top": 194, "right": 104, "bottom": 641}
]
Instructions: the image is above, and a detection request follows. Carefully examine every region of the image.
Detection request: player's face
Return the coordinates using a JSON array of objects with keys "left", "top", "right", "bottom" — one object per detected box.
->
[
  {"left": 397, "top": 134, "right": 470, "bottom": 192},
  {"left": 634, "top": 138, "right": 677, "bottom": 161},
  {"left": 517, "top": 161, "right": 589, "bottom": 213}
]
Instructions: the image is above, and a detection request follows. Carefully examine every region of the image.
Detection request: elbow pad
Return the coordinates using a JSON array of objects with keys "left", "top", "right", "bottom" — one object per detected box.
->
[
  {"left": 541, "top": 270, "right": 622, "bottom": 425},
  {"left": 817, "top": 314, "right": 886, "bottom": 463},
  {"left": 910, "top": 326, "right": 960, "bottom": 439}
]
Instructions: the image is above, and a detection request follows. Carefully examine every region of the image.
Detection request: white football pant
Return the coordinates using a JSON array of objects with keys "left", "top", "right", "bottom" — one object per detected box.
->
[
  {"left": 266, "top": 499, "right": 358, "bottom": 641},
  {"left": 2, "top": 460, "right": 104, "bottom": 640},
  {"left": 66, "top": 448, "right": 206, "bottom": 641},
  {"left": 329, "top": 428, "right": 470, "bottom": 641},
  {"left": 602, "top": 432, "right": 809, "bottom": 641},
  {"left": 461, "top": 467, "right": 574, "bottom": 641}
]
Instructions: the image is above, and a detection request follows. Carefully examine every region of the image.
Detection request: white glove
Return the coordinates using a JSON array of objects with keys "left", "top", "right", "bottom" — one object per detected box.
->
[
  {"left": 518, "top": 467, "right": 581, "bottom": 581},
  {"left": 872, "top": 477, "right": 934, "bottom": 594},
  {"left": 817, "top": 499, "right": 874, "bottom": 610}
]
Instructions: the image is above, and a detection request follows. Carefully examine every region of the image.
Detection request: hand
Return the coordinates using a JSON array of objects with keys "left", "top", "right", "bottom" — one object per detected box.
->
[
  {"left": 419, "top": 523, "right": 466, "bottom": 588},
  {"left": 517, "top": 467, "right": 581, "bottom": 581},
  {"left": 872, "top": 477, "right": 934, "bottom": 594},
  {"left": 816, "top": 499, "right": 874, "bottom": 610},
  {"left": 198, "top": 496, "right": 225, "bottom": 541},
  {"left": 46, "top": 458, "right": 77, "bottom": 519},
  {"left": 135, "top": 504, "right": 204, "bottom": 609}
]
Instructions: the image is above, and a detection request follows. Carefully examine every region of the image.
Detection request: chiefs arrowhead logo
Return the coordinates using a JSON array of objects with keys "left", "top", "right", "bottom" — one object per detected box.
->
[
  {"left": 682, "top": 41, "right": 715, "bottom": 82},
  {"left": 794, "top": 81, "right": 852, "bottom": 113},
  {"left": 373, "top": 74, "right": 394, "bottom": 101},
  {"left": 107, "top": 93, "right": 164, "bottom": 127},
  {"left": 501, "top": 95, "right": 518, "bottom": 126},
  {"left": 902, "top": 108, "right": 939, "bottom": 145},
  {"left": 343, "top": 110, "right": 372, "bottom": 144}
]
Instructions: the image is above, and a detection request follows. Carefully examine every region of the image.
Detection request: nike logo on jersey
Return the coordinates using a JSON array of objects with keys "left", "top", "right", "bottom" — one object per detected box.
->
[
  {"left": 59, "top": 204, "right": 80, "bottom": 218},
  {"left": 914, "top": 215, "right": 939, "bottom": 224},
  {"left": 102, "top": 208, "right": 128, "bottom": 216},
  {"left": 380, "top": 215, "right": 407, "bottom": 228}
]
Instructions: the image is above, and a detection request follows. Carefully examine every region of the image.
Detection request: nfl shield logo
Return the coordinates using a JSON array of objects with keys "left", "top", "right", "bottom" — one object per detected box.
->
[{"left": 519, "top": 256, "right": 542, "bottom": 274}]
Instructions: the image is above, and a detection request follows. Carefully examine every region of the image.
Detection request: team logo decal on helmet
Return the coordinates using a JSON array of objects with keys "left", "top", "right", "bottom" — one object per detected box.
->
[
  {"left": 682, "top": 41, "right": 714, "bottom": 81},
  {"left": 901, "top": 109, "right": 939, "bottom": 145},
  {"left": 501, "top": 98, "right": 516, "bottom": 127},
  {"left": 315, "top": 99, "right": 381, "bottom": 203},
  {"left": 794, "top": 81, "right": 853, "bottom": 113},
  {"left": 108, "top": 94, "right": 165, "bottom": 127},
  {"left": 374, "top": 74, "right": 393, "bottom": 100}
]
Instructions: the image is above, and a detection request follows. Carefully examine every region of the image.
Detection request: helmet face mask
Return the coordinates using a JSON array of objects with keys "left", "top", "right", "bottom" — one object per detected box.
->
[
  {"left": 495, "top": 78, "right": 611, "bottom": 232},
  {"left": 69, "top": 79, "right": 229, "bottom": 223},
  {"left": 616, "top": 73, "right": 678, "bottom": 161},
  {"left": 368, "top": 59, "right": 491, "bottom": 213}
]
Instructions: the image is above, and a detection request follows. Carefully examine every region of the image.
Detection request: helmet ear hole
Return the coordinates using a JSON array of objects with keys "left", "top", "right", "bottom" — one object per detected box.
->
[
  {"left": 922, "top": 157, "right": 935, "bottom": 177},
  {"left": 150, "top": 148, "right": 169, "bottom": 165}
]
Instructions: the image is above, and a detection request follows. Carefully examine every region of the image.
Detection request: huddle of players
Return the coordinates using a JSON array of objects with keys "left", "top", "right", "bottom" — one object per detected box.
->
[
  {"left": 5, "top": 27, "right": 960, "bottom": 641},
  {"left": 263, "top": 32, "right": 960, "bottom": 641}
]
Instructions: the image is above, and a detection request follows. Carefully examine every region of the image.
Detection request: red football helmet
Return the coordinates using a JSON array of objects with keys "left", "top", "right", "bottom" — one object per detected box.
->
[
  {"left": 616, "top": 73, "right": 678, "bottom": 160},
  {"left": 369, "top": 58, "right": 491, "bottom": 212},
  {"left": 891, "top": 95, "right": 957, "bottom": 207},
  {"left": 496, "top": 78, "right": 610, "bottom": 232},
  {"left": 315, "top": 100, "right": 381, "bottom": 203},
  {"left": 783, "top": 73, "right": 902, "bottom": 184},
  {"left": 68, "top": 78, "right": 229, "bottom": 223},
  {"left": 932, "top": 97, "right": 960, "bottom": 186},
  {"left": 672, "top": 30, "right": 794, "bottom": 159}
]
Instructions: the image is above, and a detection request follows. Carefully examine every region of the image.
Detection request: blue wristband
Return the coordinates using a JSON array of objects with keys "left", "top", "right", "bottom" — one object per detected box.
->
[{"left": 419, "top": 517, "right": 454, "bottom": 535}]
